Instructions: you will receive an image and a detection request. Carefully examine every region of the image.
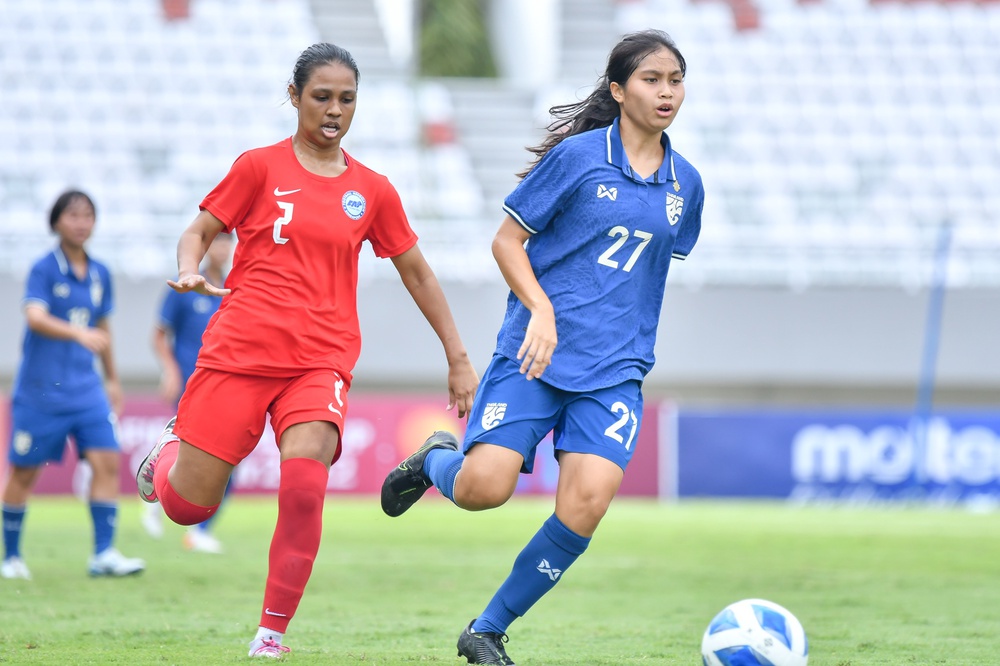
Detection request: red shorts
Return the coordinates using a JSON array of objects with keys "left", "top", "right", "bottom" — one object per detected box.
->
[{"left": 173, "top": 367, "right": 350, "bottom": 466}]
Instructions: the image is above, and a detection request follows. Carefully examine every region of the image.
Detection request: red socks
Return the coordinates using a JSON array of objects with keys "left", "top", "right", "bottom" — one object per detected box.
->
[
  {"left": 153, "top": 440, "right": 219, "bottom": 525},
  {"left": 258, "top": 457, "right": 329, "bottom": 633}
]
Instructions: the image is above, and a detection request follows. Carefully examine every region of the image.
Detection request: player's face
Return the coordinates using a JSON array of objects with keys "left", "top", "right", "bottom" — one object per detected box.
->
[
  {"left": 612, "top": 47, "right": 685, "bottom": 136},
  {"left": 290, "top": 62, "right": 358, "bottom": 148},
  {"left": 54, "top": 197, "right": 96, "bottom": 249}
]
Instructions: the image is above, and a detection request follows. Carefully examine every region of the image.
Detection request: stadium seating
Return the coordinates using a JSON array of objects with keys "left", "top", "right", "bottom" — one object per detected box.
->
[
  {"left": 0, "top": 0, "right": 996, "bottom": 287},
  {"left": 0, "top": 0, "right": 483, "bottom": 280},
  {"left": 618, "top": 0, "right": 1000, "bottom": 287}
]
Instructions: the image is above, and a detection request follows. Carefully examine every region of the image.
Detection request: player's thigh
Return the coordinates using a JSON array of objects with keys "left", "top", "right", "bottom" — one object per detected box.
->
[
  {"left": 550, "top": 381, "right": 642, "bottom": 535},
  {"left": 8, "top": 402, "right": 74, "bottom": 467},
  {"left": 170, "top": 442, "right": 235, "bottom": 503},
  {"left": 554, "top": 380, "right": 644, "bottom": 473},
  {"left": 174, "top": 368, "right": 277, "bottom": 465},
  {"left": 278, "top": 421, "right": 340, "bottom": 466},
  {"left": 72, "top": 405, "right": 121, "bottom": 496},
  {"left": 269, "top": 369, "right": 349, "bottom": 465},
  {"left": 462, "top": 354, "right": 562, "bottom": 477},
  {"left": 73, "top": 402, "right": 121, "bottom": 461}
]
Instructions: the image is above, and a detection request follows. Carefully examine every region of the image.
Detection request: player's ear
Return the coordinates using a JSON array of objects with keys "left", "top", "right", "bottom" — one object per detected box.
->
[
  {"left": 288, "top": 84, "right": 299, "bottom": 108},
  {"left": 609, "top": 81, "right": 625, "bottom": 104}
]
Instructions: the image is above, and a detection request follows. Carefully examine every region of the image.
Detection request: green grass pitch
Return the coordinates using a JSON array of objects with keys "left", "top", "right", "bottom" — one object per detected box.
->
[{"left": 1, "top": 496, "right": 998, "bottom": 665}]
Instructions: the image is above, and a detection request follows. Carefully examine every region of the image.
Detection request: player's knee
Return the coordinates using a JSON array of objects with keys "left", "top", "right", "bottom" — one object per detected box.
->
[
  {"left": 561, "top": 491, "right": 613, "bottom": 535},
  {"left": 454, "top": 472, "right": 515, "bottom": 510}
]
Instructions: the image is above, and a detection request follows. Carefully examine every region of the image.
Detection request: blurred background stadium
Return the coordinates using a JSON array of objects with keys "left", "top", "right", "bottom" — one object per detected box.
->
[{"left": 1, "top": 0, "right": 998, "bottom": 503}]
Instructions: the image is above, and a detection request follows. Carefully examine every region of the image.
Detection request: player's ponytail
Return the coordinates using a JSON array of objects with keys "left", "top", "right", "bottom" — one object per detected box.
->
[{"left": 518, "top": 29, "right": 686, "bottom": 179}]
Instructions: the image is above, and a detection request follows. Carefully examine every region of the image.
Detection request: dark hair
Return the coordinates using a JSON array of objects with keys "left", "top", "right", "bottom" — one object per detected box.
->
[
  {"left": 290, "top": 42, "right": 360, "bottom": 97},
  {"left": 519, "top": 29, "right": 686, "bottom": 178},
  {"left": 49, "top": 189, "right": 96, "bottom": 231}
]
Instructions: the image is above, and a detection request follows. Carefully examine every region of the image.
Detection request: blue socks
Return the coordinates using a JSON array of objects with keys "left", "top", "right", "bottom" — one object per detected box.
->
[
  {"left": 423, "top": 453, "right": 594, "bottom": 636},
  {"left": 89, "top": 501, "right": 117, "bottom": 555},
  {"left": 424, "top": 448, "right": 464, "bottom": 503},
  {"left": 2, "top": 504, "right": 26, "bottom": 560},
  {"left": 473, "top": 514, "right": 591, "bottom": 635},
  {"left": 5, "top": 502, "right": 119, "bottom": 559}
]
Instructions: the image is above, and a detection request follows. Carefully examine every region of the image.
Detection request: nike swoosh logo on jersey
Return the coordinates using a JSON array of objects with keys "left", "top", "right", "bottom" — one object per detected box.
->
[
  {"left": 274, "top": 187, "right": 302, "bottom": 197},
  {"left": 264, "top": 608, "right": 287, "bottom": 617}
]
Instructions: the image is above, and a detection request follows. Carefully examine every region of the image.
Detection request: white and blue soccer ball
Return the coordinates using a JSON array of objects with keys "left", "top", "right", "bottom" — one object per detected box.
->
[{"left": 701, "top": 598, "right": 808, "bottom": 666}]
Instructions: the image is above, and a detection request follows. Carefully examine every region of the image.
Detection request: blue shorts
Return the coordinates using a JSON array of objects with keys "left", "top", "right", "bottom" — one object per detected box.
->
[
  {"left": 462, "top": 355, "right": 644, "bottom": 473},
  {"left": 8, "top": 400, "right": 120, "bottom": 467}
]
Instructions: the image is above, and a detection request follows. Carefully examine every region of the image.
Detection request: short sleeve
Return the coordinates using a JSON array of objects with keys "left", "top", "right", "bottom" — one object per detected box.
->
[
  {"left": 199, "top": 151, "right": 260, "bottom": 232},
  {"left": 502, "top": 142, "right": 579, "bottom": 235},
  {"left": 365, "top": 177, "right": 418, "bottom": 258},
  {"left": 672, "top": 185, "right": 704, "bottom": 260},
  {"left": 96, "top": 264, "right": 114, "bottom": 320},
  {"left": 158, "top": 288, "right": 181, "bottom": 331},
  {"left": 22, "top": 261, "right": 51, "bottom": 311}
]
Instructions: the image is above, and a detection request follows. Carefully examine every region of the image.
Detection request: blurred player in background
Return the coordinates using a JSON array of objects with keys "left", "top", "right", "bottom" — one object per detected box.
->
[
  {"left": 143, "top": 232, "right": 234, "bottom": 553},
  {"left": 134, "top": 42, "right": 479, "bottom": 658},
  {"left": 381, "top": 29, "right": 704, "bottom": 665},
  {"left": 1, "top": 190, "right": 146, "bottom": 580}
]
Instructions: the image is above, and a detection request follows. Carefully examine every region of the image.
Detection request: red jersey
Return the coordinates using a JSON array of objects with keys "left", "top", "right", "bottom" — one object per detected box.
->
[{"left": 195, "top": 137, "right": 417, "bottom": 380}]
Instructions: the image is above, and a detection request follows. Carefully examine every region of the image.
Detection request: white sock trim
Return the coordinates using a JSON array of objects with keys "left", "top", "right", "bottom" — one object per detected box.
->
[{"left": 254, "top": 626, "right": 284, "bottom": 643}]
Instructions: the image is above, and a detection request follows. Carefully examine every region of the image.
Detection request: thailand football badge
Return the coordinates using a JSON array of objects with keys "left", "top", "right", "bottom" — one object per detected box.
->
[
  {"left": 482, "top": 402, "right": 507, "bottom": 430},
  {"left": 666, "top": 192, "right": 684, "bottom": 226},
  {"left": 90, "top": 277, "right": 103, "bottom": 307}
]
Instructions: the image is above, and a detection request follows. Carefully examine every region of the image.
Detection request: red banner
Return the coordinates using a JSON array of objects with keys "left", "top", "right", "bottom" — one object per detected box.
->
[{"left": 3, "top": 393, "right": 661, "bottom": 497}]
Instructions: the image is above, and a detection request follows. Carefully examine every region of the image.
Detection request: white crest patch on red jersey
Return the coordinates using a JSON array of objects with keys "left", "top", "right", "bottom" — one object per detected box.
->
[{"left": 342, "top": 190, "right": 366, "bottom": 220}]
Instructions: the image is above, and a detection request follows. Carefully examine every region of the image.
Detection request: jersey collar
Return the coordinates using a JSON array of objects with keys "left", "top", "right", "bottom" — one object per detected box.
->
[
  {"left": 605, "top": 116, "right": 676, "bottom": 185},
  {"left": 54, "top": 245, "right": 97, "bottom": 282},
  {"left": 54, "top": 245, "right": 71, "bottom": 275}
]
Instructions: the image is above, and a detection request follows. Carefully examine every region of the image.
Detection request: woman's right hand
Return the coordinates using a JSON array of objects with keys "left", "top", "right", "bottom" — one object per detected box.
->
[
  {"left": 167, "top": 273, "right": 231, "bottom": 297},
  {"left": 159, "top": 365, "right": 182, "bottom": 404},
  {"left": 74, "top": 327, "right": 111, "bottom": 354},
  {"left": 518, "top": 304, "right": 557, "bottom": 380}
]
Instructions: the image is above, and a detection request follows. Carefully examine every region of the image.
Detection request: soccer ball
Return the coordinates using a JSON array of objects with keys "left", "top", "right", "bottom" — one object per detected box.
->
[{"left": 701, "top": 598, "right": 808, "bottom": 666}]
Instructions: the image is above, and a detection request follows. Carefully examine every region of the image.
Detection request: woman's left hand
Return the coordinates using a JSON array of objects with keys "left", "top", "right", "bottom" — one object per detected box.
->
[
  {"left": 447, "top": 358, "right": 479, "bottom": 419},
  {"left": 105, "top": 378, "right": 124, "bottom": 417}
]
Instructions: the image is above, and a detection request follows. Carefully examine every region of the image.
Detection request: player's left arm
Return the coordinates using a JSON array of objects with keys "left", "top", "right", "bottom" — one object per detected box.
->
[
  {"left": 94, "top": 317, "right": 123, "bottom": 416},
  {"left": 169, "top": 211, "right": 232, "bottom": 297},
  {"left": 492, "top": 216, "right": 557, "bottom": 380},
  {"left": 390, "top": 245, "right": 479, "bottom": 417}
]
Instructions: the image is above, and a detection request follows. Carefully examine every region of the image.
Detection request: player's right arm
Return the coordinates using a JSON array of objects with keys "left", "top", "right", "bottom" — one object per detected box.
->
[
  {"left": 492, "top": 215, "right": 556, "bottom": 380},
  {"left": 24, "top": 304, "right": 110, "bottom": 354},
  {"left": 168, "top": 210, "right": 232, "bottom": 297},
  {"left": 152, "top": 325, "right": 182, "bottom": 403},
  {"left": 152, "top": 289, "right": 183, "bottom": 403}
]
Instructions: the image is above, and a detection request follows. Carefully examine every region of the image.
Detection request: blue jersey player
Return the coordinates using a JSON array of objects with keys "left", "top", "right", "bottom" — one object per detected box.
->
[
  {"left": 144, "top": 233, "right": 233, "bottom": 552},
  {"left": 380, "top": 30, "right": 703, "bottom": 664},
  {"left": 1, "top": 190, "right": 145, "bottom": 580}
]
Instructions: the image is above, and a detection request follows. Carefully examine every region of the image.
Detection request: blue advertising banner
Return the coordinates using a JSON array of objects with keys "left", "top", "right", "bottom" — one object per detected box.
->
[{"left": 677, "top": 410, "right": 1000, "bottom": 504}]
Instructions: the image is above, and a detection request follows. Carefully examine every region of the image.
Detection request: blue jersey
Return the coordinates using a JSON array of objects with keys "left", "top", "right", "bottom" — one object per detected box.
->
[
  {"left": 158, "top": 288, "right": 223, "bottom": 387},
  {"left": 499, "top": 117, "right": 704, "bottom": 391},
  {"left": 13, "top": 247, "right": 114, "bottom": 412}
]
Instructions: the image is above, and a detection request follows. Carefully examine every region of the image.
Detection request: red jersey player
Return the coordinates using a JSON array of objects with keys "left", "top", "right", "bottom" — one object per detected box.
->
[{"left": 135, "top": 42, "right": 479, "bottom": 659}]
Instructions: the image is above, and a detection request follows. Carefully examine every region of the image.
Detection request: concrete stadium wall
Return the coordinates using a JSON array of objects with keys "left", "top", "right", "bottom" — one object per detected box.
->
[{"left": 1, "top": 274, "right": 998, "bottom": 407}]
